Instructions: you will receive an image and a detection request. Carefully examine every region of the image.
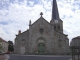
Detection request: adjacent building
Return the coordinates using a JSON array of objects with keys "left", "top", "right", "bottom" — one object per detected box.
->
[
  {"left": 70, "top": 36, "right": 80, "bottom": 54},
  {"left": 0, "top": 38, "right": 8, "bottom": 53},
  {"left": 14, "top": 0, "right": 70, "bottom": 55},
  {"left": 70, "top": 36, "right": 80, "bottom": 47}
]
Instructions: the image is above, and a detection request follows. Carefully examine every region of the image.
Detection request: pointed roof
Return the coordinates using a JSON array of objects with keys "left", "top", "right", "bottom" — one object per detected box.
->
[
  {"left": 0, "top": 37, "right": 8, "bottom": 43},
  {"left": 31, "top": 12, "right": 51, "bottom": 26},
  {"left": 52, "top": 0, "right": 60, "bottom": 20}
]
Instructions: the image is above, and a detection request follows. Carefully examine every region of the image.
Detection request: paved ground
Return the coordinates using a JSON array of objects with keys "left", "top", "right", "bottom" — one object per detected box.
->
[
  {"left": 8, "top": 54, "right": 72, "bottom": 60},
  {"left": 0, "top": 55, "right": 6, "bottom": 60},
  {"left": 4, "top": 54, "right": 80, "bottom": 60},
  {"left": 69, "top": 58, "right": 80, "bottom": 60}
]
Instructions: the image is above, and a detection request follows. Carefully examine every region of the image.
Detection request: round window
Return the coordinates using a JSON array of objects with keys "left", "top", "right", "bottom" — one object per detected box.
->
[{"left": 39, "top": 28, "right": 44, "bottom": 34}]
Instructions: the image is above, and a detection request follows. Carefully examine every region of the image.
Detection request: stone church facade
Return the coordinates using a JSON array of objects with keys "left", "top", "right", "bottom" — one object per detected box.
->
[{"left": 14, "top": 0, "right": 70, "bottom": 55}]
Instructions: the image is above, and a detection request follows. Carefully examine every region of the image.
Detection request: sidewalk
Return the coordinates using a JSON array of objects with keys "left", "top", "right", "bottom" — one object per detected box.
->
[
  {"left": 69, "top": 58, "right": 80, "bottom": 60},
  {"left": 0, "top": 55, "right": 6, "bottom": 60},
  {"left": 75, "top": 58, "right": 80, "bottom": 60}
]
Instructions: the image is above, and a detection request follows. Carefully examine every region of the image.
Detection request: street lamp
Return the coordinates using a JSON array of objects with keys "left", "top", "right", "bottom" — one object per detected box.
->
[{"left": 71, "top": 41, "right": 80, "bottom": 60}]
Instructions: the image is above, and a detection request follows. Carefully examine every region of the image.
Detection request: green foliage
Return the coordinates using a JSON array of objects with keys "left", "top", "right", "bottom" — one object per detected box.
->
[{"left": 8, "top": 41, "right": 14, "bottom": 52}]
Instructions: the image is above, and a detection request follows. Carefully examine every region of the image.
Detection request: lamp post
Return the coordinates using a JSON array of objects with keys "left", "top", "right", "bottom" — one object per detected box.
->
[
  {"left": 71, "top": 46, "right": 75, "bottom": 60},
  {"left": 71, "top": 41, "right": 80, "bottom": 60},
  {"left": 71, "top": 37, "right": 80, "bottom": 60},
  {"left": 77, "top": 46, "right": 79, "bottom": 60},
  {"left": 71, "top": 46, "right": 80, "bottom": 60}
]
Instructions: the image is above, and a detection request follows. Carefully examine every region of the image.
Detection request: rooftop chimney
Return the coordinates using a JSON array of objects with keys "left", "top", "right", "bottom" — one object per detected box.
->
[{"left": 18, "top": 30, "right": 21, "bottom": 34}]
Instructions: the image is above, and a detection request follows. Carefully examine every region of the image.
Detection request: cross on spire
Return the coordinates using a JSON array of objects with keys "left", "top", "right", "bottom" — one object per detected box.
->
[
  {"left": 52, "top": 0, "right": 60, "bottom": 20},
  {"left": 40, "top": 12, "right": 43, "bottom": 17}
]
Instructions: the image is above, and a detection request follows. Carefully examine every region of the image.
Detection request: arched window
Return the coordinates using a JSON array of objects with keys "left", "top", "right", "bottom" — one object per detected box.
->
[
  {"left": 54, "top": 26, "right": 56, "bottom": 30},
  {"left": 21, "top": 39, "right": 25, "bottom": 46}
]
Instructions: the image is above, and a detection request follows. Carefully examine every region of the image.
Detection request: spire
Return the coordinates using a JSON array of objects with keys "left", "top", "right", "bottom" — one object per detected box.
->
[{"left": 52, "top": 0, "right": 60, "bottom": 20}]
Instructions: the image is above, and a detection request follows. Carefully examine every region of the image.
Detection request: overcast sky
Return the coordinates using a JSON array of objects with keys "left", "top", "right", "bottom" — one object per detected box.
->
[{"left": 0, "top": 0, "right": 80, "bottom": 43}]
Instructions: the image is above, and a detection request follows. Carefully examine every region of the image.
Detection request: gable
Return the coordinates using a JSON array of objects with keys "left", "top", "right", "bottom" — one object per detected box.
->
[
  {"left": 29, "top": 16, "right": 52, "bottom": 35},
  {"left": 31, "top": 16, "right": 51, "bottom": 27}
]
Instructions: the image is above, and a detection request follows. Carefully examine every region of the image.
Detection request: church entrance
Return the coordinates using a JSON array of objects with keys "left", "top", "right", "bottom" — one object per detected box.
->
[
  {"left": 38, "top": 43, "right": 45, "bottom": 54},
  {"left": 20, "top": 47, "right": 25, "bottom": 54}
]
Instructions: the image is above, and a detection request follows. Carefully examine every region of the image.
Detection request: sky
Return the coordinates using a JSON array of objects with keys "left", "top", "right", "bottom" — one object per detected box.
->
[{"left": 0, "top": 0, "right": 80, "bottom": 44}]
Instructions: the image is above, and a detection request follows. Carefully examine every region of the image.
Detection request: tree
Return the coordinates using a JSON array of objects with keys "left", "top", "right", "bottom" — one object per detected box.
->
[{"left": 8, "top": 41, "right": 14, "bottom": 52}]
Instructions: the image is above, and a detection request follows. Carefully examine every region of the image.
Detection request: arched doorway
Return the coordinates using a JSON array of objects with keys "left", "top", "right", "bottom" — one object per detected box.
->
[{"left": 38, "top": 43, "right": 45, "bottom": 54}]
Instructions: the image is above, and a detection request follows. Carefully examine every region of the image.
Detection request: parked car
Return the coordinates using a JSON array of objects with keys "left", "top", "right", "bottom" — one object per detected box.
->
[{"left": 5, "top": 51, "right": 11, "bottom": 54}]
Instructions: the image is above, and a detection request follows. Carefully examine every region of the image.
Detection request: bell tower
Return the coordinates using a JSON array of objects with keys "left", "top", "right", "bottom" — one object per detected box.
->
[{"left": 50, "top": 0, "right": 63, "bottom": 33}]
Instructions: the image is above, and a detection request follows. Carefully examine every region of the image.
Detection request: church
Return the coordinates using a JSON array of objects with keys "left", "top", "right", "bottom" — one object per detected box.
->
[{"left": 14, "top": 0, "right": 70, "bottom": 55}]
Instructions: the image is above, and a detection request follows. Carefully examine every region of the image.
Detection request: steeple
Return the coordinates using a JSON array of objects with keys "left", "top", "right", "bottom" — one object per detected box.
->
[{"left": 52, "top": 0, "right": 60, "bottom": 20}]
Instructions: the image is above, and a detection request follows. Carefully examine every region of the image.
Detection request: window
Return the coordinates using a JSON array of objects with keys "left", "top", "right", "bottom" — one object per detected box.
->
[
  {"left": 22, "top": 39, "right": 25, "bottom": 41},
  {"left": 54, "top": 26, "right": 56, "bottom": 30},
  {"left": 22, "top": 39, "right": 25, "bottom": 45},
  {"left": 39, "top": 28, "right": 44, "bottom": 34},
  {"left": 58, "top": 26, "right": 60, "bottom": 30}
]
